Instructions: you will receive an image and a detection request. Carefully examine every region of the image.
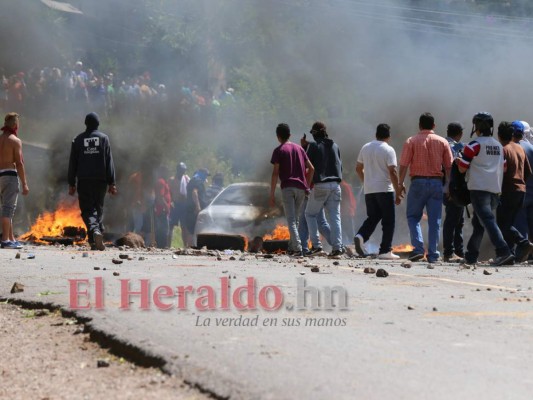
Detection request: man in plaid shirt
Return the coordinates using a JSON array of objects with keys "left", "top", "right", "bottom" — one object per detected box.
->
[{"left": 399, "top": 113, "right": 453, "bottom": 263}]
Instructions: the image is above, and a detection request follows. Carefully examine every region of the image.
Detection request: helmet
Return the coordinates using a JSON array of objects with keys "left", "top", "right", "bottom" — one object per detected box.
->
[{"left": 472, "top": 112, "right": 493, "bottom": 136}]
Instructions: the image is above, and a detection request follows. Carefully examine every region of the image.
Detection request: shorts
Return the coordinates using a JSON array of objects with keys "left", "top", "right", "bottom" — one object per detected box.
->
[
  {"left": 170, "top": 201, "right": 188, "bottom": 226},
  {"left": 0, "top": 175, "right": 19, "bottom": 218}
]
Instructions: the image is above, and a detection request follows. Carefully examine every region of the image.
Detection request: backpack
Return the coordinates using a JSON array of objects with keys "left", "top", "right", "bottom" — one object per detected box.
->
[{"left": 448, "top": 157, "right": 470, "bottom": 206}]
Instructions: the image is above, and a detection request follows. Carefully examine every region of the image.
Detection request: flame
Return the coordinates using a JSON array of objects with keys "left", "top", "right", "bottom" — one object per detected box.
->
[
  {"left": 392, "top": 243, "right": 414, "bottom": 252},
  {"left": 263, "top": 225, "right": 290, "bottom": 241},
  {"left": 21, "top": 199, "right": 86, "bottom": 243}
]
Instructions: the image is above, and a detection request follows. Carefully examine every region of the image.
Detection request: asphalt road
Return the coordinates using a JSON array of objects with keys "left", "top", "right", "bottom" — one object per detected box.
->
[{"left": 1, "top": 246, "right": 533, "bottom": 400}]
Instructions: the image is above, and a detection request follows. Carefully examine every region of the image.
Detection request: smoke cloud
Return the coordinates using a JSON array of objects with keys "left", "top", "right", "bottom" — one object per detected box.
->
[{"left": 4, "top": 0, "right": 531, "bottom": 253}]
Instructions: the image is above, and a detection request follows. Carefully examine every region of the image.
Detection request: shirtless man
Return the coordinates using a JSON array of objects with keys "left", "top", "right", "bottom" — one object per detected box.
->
[{"left": 0, "top": 112, "right": 29, "bottom": 249}]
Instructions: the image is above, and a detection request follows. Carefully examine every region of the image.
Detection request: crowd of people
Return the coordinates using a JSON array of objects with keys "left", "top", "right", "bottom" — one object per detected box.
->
[
  {"left": 125, "top": 162, "right": 225, "bottom": 249},
  {"left": 5, "top": 95, "right": 532, "bottom": 264},
  {"left": 0, "top": 61, "right": 236, "bottom": 120},
  {"left": 269, "top": 112, "right": 533, "bottom": 266}
]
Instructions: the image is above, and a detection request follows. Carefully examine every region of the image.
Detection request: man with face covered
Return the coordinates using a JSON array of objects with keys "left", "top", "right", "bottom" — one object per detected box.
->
[{"left": 68, "top": 112, "right": 117, "bottom": 251}]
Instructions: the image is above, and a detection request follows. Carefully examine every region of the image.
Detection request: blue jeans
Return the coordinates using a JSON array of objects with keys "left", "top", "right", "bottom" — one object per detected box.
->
[
  {"left": 298, "top": 196, "right": 331, "bottom": 251},
  {"left": 281, "top": 187, "right": 306, "bottom": 252},
  {"left": 406, "top": 178, "right": 443, "bottom": 262},
  {"left": 305, "top": 182, "right": 342, "bottom": 251},
  {"left": 514, "top": 192, "right": 533, "bottom": 240},
  {"left": 465, "top": 190, "right": 511, "bottom": 263}
]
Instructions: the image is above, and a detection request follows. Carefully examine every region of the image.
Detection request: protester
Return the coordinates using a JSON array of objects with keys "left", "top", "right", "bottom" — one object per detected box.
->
[
  {"left": 153, "top": 166, "right": 171, "bottom": 248},
  {"left": 205, "top": 172, "right": 225, "bottom": 204},
  {"left": 298, "top": 133, "right": 331, "bottom": 255},
  {"left": 168, "top": 162, "right": 191, "bottom": 246},
  {"left": 270, "top": 123, "right": 314, "bottom": 257},
  {"left": 185, "top": 168, "right": 210, "bottom": 245},
  {"left": 340, "top": 180, "right": 356, "bottom": 245},
  {"left": 442, "top": 122, "right": 466, "bottom": 262},
  {"left": 305, "top": 121, "right": 345, "bottom": 257},
  {"left": 496, "top": 121, "right": 533, "bottom": 262},
  {"left": 457, "top": 112, "right": 513, "bottom": 266},
  {"left": 0, "top": 112, "right": 29, "bottom": 249},
  {"left": 399, "top": 113, "right": 453, "bottom": 263},
  {"left": 513, "top": 121, "right": 533, "bottom": 241},
  {"left": 68, "top": 112, "right": 117, "bottom": 251},
  {"left": 354, "top": 123, "right": 401, "bottom": 259},
  {"left": 126, "top": 170, "right": 146, "bottom": 234}
]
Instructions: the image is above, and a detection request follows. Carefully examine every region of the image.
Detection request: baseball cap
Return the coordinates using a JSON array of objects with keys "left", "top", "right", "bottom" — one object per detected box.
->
[{"left": 511, "top": 120, "right": 525, "bottom": 137}]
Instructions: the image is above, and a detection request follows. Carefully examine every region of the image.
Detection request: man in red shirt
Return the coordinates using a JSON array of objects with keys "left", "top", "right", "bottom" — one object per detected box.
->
[{"left": 399, "top": 113, "right": 453, "bottom": 262}]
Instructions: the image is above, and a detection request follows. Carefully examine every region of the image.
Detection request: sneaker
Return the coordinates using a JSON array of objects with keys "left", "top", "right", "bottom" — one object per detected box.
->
[
  {"left": 515, "top": 241, "right": 533, "bottom": 263},
  {"left": 377, "top": 251, "right": 400, "bottom": 260},
  {"left": 354, "top": 234, "right": 367, "bottom": 257},
  {"left": 93, "top": 231, "right": 106, "bottom": 251},
  {"left": 13, "top": 240, "right": 23, "bottom": 249},
  {"left": 1, "top": 240, "right": 19, "bottom": 249},
  {"left": 408, "top": 252, "right": 424, "bottom": 262},
  {"left": 443, "top": 254, "right": 464, "bottom": 263},
  {"left": 308, "top": 246, "right": 323, "bottom": 255},
  {"left": 329, "top": 247, "right": 346, "bottom": 257},
  {"left": 490, "top": 253, "right": 515, "bottom": 266}
]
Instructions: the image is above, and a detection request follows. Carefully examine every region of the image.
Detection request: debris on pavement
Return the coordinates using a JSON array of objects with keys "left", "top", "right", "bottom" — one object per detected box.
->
[
  {"left": 10, "top": 282, "right": 24, "bottom": 293},
  {"left": 97, "top": 358, "right": 110, "bottom": 368},
  {"left": 376, "top": 269, "right": 389, "bottom": 277}
]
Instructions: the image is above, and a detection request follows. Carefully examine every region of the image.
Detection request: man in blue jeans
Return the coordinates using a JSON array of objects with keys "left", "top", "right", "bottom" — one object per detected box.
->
[
  {"left": 298, "top": 133, "right": 331, "bottom": 255},
  {"left": 398, "top": 113, "right": 453, "bottom": 263},
  {"left": 270, "top": 123, "right": 314, "bottom": 257},
  {"left": 457, "top": 112, "right": 514, "bottom": 266},
  {"left": 304, "top": 121, "right": 344, "bottom": 257}
]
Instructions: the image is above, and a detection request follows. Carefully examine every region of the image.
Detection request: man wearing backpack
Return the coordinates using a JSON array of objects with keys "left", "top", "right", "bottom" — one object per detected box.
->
[
  {"left": 457, "top": 112, "right": 513, "bottom": 266},
  {"left": 443, "top": 122, "right": 466, "bottom": 262}
]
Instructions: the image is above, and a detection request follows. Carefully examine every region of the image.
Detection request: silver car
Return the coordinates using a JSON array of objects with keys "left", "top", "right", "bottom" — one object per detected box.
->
[{"left": 194, "top": 182, "right": 285, "bottom": 242}]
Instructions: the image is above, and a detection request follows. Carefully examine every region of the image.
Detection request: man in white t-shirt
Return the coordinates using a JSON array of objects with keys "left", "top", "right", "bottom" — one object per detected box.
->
[{"left": 354, "top": 123, "right": 402, "bottom": 259}]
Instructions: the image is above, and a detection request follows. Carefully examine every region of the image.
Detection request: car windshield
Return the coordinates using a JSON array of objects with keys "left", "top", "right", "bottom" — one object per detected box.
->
[{"left": 212, "top": 185, "right": 271, "bottom": 207}]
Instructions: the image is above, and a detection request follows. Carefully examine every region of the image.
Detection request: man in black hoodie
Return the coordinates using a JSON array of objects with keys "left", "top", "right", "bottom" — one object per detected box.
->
[
  {"left": 68, "top": 112, "right": 117, "bottom": 250},
  {"left": 304, "top": 121, "right": 344, "bottom": 256}
]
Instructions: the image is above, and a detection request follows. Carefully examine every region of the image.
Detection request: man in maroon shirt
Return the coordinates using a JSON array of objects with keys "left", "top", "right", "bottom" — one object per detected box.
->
[{"left": 270, "top": 123, "right": 314, "bottom": 256}]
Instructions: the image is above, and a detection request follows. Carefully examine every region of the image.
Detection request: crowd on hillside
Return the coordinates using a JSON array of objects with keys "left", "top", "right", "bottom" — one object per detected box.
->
[{"left": 0, "top": 61, "right": 236, "bottom": 120}]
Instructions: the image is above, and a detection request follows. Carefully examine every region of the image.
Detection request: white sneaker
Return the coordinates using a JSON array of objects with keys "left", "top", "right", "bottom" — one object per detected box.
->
[
  {"left": 354, "top": 234, "right": 367, "bottom": 256},
  {"left": 377, "top": 251, "right": 400, "bottom": 260}
]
